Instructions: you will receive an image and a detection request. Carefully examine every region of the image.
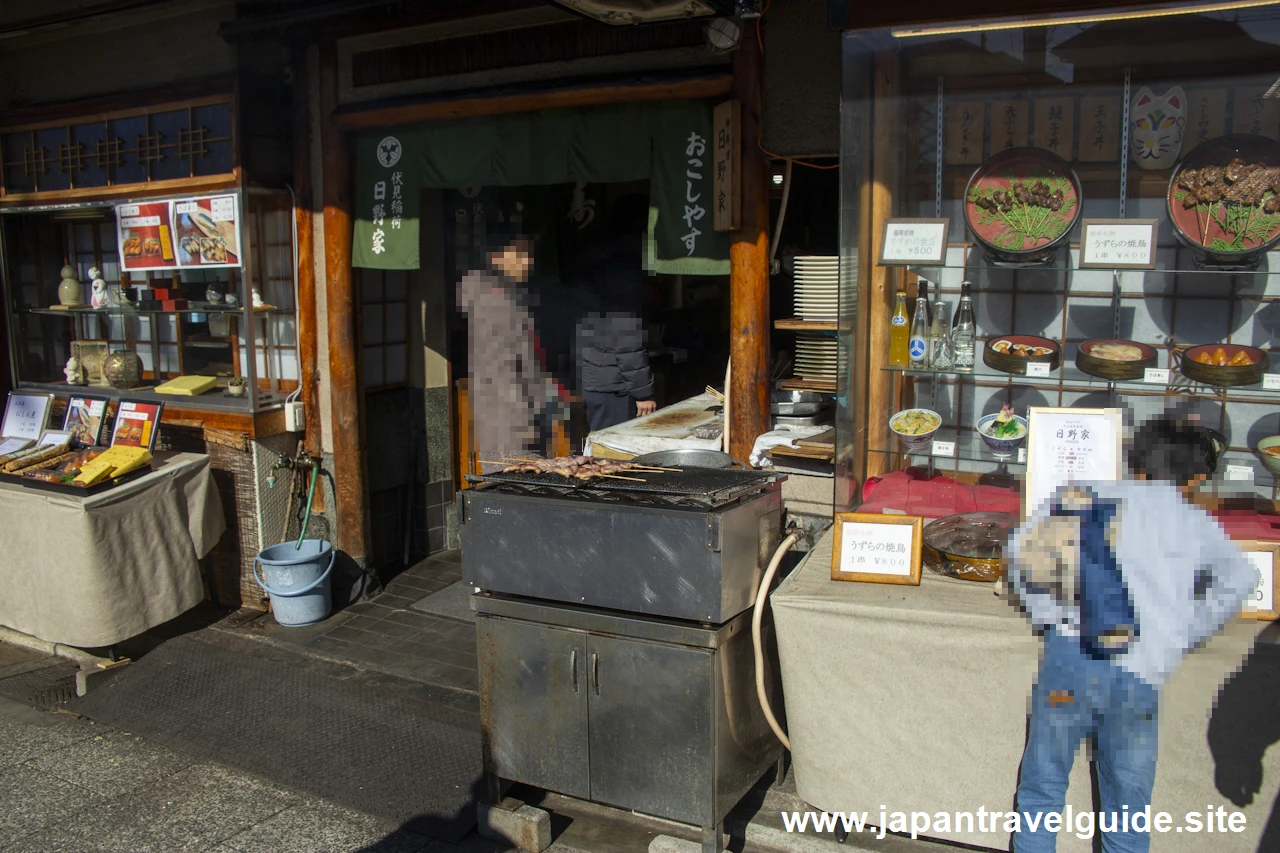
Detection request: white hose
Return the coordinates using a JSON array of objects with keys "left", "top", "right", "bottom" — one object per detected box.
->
[
  {"left": 753, "top": 531, "right": 799, "bottom": 750},
  {"left": 769, "top": 160, "right": 793, "bottom": 263}
]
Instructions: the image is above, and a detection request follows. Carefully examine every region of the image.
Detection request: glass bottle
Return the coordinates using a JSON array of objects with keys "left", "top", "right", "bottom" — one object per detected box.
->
[
  {"left": 952, "top": 281, "right": 976, "bottom": 371},
  {"left": 888, "top": 291, "right": 910, "bottom": 367},
  {"left": 909, "top": 294, "right": 929, "bottom": 367},
  {"left": 917, "top": 279, "right": 934, "bottom": 327},
  {"left": 931, "top": 298, "right": 953, "bottom": 370}
]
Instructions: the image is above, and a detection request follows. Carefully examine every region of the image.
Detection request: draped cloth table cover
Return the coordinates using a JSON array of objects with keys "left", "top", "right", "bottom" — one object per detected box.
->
[
  {"left": 0, "top": 452, "right": 224, "bottom": 648},
  {"left": 771, "top": 526, "right": 1280, "bottom": 852}
]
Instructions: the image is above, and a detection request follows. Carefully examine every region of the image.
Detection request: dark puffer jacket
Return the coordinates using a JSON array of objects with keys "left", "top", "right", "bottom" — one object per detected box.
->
[{"left": 572, "top": 242, "right": 654, "bottom": 399}]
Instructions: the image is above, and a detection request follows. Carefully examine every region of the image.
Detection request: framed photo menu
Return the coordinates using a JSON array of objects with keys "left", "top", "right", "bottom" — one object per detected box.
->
[
  {"left": 63, "top": 395, "right": 110, "bottom": 447},
  {"left": 1025, "top": 407, "right": 1124, "bottom": 518},
  {"left": 109, "top": 400, "right": 164, "bottom": 452}
]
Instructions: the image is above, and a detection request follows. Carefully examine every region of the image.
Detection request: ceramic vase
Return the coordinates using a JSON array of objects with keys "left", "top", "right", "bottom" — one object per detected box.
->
[
  {"left": 57, "top": 264, "right": 83, "bottom": 307},
  {"left": 103, "top": 351, "right": 142, "bottom": 389}
]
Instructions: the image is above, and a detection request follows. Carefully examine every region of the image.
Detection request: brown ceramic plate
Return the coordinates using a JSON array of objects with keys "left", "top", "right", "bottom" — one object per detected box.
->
[
  {"left": 965, "top": 147, "right": 1082, "bottom": 262},
  {"left": 1168, "top": 134, "right": 1280, "bottom": 262}
]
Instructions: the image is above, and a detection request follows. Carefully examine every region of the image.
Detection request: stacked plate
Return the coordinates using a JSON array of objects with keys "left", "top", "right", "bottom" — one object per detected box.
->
[
  {"left": 794, "top": 332, "right": 839, "bottom": 382},
  {"left": 793, "top": 255, "right": 839, "bottom": 321}
]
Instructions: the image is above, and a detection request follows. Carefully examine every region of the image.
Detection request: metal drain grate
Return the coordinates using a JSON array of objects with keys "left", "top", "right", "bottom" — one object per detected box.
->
[{"left": 0, "top": 662, "right": 79, "bottom": 710}]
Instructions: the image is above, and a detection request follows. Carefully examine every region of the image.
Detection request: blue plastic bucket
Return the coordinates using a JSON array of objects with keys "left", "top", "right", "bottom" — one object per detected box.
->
[{"left": 253, "top": 540, "right": 335, "bottom": 627}]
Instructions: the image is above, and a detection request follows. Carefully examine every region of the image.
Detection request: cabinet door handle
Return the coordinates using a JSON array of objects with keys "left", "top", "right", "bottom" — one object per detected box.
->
[
  {"left": 591, "top": 653, "right": 600, "bottom": 695},
  {"left": 570, "top": 649, "right": 578, "bottom": 694}
]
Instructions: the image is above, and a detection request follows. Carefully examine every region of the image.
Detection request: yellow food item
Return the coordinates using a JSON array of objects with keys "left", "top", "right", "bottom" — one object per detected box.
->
[
  {"left": 73, "top": 446, "right": 152, "bottom": 486},
  {"left": 154, "top": 375, "right": 217, "bottom": 396},
  {"left": 159, "top": 225, "right": 174, "bottom": 261},
  {"left": 892, "top": 410, "right": 941, "bottom": 436}
]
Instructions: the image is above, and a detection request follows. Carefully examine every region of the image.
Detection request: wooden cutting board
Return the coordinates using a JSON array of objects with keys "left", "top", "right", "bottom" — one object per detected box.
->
[{"left": 796, "top": 428, "right": 834, "bottom": 450}]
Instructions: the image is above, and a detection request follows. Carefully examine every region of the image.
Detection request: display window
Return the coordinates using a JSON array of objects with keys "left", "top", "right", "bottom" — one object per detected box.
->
[{"left": 837, "top": 5, "right": 1280, "bottom": 511}]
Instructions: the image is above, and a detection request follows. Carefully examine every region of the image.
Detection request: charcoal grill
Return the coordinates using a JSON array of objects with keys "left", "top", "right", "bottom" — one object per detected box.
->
[{"left": 461, "top": 464, "right": 787, "bottom": 852}]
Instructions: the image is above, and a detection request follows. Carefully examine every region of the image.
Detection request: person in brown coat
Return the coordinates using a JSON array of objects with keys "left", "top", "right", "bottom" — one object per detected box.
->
[{"left": 457, "top": 234, "right": 565, "bottom": 460}]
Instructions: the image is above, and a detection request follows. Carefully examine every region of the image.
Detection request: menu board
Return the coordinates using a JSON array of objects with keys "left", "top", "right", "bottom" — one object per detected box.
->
[
  {"left": 115, "top": 194, "right": 241, "bottom": 271},
  {"left": 1, "top": 392, "right": 53, "bottom": 441},
  {"left": 63, "top": 395, "right": 110, "bottom": 447},
  {"left": 110, "top": 400, "right": 164, "bottom": 452},
  {"left": 116, "top": 201, "right": 177, "bottom": 271},
  {"left": 1025, "top": 407, "right": 1124, "bottom": 518},
  {"left": 831, "top": 513, "right": 924, "bottom": 585},
  {"left": 173, "top": 195, "right": 241, "bottom": 267}
]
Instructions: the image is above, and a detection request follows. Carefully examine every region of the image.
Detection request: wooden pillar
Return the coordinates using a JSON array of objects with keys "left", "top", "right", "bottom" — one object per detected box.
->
[
  {"left": 729, "top": 23, "right": 771, "bottom": 466},
  {"left": 292, "top": 46, "right": 322, "bottom": 458},
  {"left": 319, "top": 42, "right": 370, "bottom": 562},
  {"left": 864, "top": 49, "right": 902, "bottom": 480}
]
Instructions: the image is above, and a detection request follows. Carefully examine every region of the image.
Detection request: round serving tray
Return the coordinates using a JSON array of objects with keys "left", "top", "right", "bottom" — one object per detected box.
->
[
  {"left": 1179, "top": 343, "right": 1269, "bottom": 387},
  {"left": 922, "top": 512, "right": 1016, "bottom": 583},
  {"left": 983, "top": 334, "right": 1061, "bottom": 375},
  {"left": 1167, "top": 134, "right": 1280, "bottom": 267},
  {"left": 964, "top": 147, "right": 1082, "bottom": 264},
  {"left": 1076, "top": 339, "right": 1158, "bottom": 381}
]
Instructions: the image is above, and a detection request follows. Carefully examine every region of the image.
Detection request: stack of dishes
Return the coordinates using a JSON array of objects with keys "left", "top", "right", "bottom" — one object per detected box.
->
[
  {"left": 793, "top": 256, "right": 839, "bottom": 321},
  {"left": 794, "top": 332, "right": 838, "bottom": 382}
]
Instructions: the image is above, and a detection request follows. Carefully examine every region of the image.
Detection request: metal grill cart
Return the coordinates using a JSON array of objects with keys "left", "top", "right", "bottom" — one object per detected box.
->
[{"left": 459, "top": 466, "right": 787, "bottom": 852}]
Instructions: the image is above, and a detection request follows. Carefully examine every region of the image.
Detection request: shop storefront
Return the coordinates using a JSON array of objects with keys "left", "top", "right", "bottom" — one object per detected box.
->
[
  {"left": 0, "top": 85, "right": 307, "bottom": 638},
  {"left": 768, "top": 4, "right": 1280, "bottom": 851}
]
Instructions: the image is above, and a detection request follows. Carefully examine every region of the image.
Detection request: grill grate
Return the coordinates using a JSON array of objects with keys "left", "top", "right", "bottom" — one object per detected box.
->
[{"left": 468, "top": 467, "right": 777, "bottom": 509}]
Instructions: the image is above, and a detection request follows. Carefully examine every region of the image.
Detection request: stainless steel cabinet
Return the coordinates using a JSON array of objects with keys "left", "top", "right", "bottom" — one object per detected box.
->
[
  {"left": 477, "top": 617, "right": 589, "bottom": 799},
  {"left": 586, "top": 634, "right": 713, "bottom": 825},
  {"left": 476, "top": 596, "right": 783, "bottom": 844}
]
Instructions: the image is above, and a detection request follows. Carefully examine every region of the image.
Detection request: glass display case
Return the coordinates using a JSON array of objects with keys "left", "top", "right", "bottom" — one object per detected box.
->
[
  {"left": 837, "top": 6, "right": 1280, "bottom": 512},
  {"left": 1, "top": 189, "right": 298, "bottom": 412}
]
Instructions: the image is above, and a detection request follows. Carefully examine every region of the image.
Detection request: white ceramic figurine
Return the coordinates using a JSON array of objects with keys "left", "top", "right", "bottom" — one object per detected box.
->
[
  {"left": 64, "top": 355, "right": 84, "bottom": 386},
  {"left": 89, "top": 267, "right": 109, "bottom": 309}
]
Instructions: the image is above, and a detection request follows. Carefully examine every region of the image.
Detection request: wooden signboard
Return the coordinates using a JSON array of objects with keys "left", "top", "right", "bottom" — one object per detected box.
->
[
  {"left": 1239, "top": 541, "right": 1279, "bottom": 621},
  {"left": 1025, "top": 407, "right": 1124, "bottom": 518},
  {"left": 1181, "top": 88, "right": 1227, "bottom": 157},
  {"left": 991, "top": 100, "right": 1028, "bottom": 152},
  {"left": 1034, "top": 97, "right": 1075, "bottom": 161},
  {"left": 1078, "top": 96, "right": 1121, "bottom": 162},
  {"left": 1232, "top": 86, "right": 1280, "bottom": 138},
  {"left": 945, "top": 101, "right": 985, "bottom": 166},
  {"left": 831, "top": 512, "right": 924, "bottom": 585},
  {"left": 713, "top": 99, "right": 741, "bottom": 232}
]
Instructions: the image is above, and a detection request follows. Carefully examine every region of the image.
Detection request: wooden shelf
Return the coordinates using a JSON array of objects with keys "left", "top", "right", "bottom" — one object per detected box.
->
[
  {"left": 779, "top": 377, "right": 837, "bottom": 393},
  {"left": 774, "top": 318, "right": 838, "bottom": 332}
]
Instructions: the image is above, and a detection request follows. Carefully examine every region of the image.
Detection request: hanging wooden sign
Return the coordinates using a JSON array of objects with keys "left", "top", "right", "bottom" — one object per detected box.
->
[
  {"left": 945, "top": 101, "right": 985, "bottom": 166},
  {"left": 991, "top": 100, "right": 1029, "bottom": 151},
  {"left": 713, "top": 99, "right": 741, "bottom": 232},
  {"left": 1181, "top": 89, "right": 1227, "bottom": 157},
  {"left": 1033, "top": 98, "right": 1074, "bottom": 161},
  {"left": 1078, "top": 96, "right": 1121, "bottom": 163}
]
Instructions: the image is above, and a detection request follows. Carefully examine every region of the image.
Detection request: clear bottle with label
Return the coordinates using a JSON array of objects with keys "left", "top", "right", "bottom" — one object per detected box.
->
[
  {"left": 889, "top": 291, "right": 910, "bottom": 367},
  {"left": 918, "top": 279, "right": 934, "bottom": 327},
  {"left": 931, "top": 299, "right": 954, "bottom": 370},
  {"left": 909, "top": 294, "right": 929, "bottom": 367},
  {"left": 952, "top": 281, "right": 976, "bottom": 371}
]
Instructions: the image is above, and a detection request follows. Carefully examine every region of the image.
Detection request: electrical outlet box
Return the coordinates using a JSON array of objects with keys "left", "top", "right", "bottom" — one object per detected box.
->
[{"left": 285, "top": 401, "right": 305, "bottom": 432}]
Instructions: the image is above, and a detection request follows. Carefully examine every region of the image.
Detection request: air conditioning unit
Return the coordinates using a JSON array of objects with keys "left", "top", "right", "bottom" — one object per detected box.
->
[{"left": 540, "top": 0, "right": 747, "bottom": 26}]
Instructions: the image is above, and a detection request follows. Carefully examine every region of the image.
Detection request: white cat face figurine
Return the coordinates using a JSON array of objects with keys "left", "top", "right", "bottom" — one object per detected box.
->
[{"left": 1130, "top": 86, "right": 1186, "bottom": 170}]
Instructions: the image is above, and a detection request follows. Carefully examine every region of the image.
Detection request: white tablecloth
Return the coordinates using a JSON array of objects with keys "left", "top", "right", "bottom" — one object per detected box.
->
[
  {"left": 772, "top": 527, "right": 1280, "bottom": 852},
  {"left": 0, "top": 452, "right": 225, "bottom": 648},
  {"left": 584, "top": 392, "right": 723, "bottom": 459}
]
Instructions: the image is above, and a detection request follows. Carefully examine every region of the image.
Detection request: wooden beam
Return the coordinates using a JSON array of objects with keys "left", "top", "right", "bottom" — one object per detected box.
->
[
  {"left": 320, "top": 41, "right": 371, "bottom": 562},
  {"left": 728, "top": 26, "right": 770, "bottom": 466},
  {"left": 293, "top": 46, "right": 322, "bottom": 457},
  {"left": 330, "top": 74, "right": 734, "bottom": 131},
  {"left": 864, "top": 49, "right": 901, "bottom": 482},
  {"left": 841, "top": 0, "right": 1181, "bottom": 31}
]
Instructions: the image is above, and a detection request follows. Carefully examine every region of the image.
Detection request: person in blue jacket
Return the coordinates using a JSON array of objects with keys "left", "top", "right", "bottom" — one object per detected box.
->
[{"left": 1004, "top": 417, "right": 1257, "bottom": 853}]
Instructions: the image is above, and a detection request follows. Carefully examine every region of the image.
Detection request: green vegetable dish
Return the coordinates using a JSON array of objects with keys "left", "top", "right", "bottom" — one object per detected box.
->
[{"left": 892, "top": 410, "right": 941, "bottom": 436}]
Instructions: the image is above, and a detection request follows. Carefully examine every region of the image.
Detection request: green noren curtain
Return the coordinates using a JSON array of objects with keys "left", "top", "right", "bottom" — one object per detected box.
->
[{"left": 352, "top": 100, "right": 729, "bottom": 275}]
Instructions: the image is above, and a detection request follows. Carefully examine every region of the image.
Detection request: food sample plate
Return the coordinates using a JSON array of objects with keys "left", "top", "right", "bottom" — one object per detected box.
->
[
  {"left": 1168, "top": 134, "right": 1280, "bottom": 264},
  {"left": 983, "top": 335, "right": 1061, "bottom": 375},
  {"left": 1076, "top": 339, "right": 1158, "bottom": 381},
  {"left": 964, "top": 147, "right": 1082, "bottom": 262},
  {"left": 1180, "top": 343, "right": 1269, "bottom": 386}
]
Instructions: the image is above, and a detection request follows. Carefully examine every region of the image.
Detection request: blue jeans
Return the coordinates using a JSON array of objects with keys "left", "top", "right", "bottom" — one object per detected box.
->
[{"left": 1014, "top": 630, "right": 1160, "bottom": 853}]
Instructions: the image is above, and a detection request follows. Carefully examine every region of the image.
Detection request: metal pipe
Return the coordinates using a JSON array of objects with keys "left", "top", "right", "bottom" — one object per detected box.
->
[{"left": 752, "top": 531, "right": 798, "bottom": 750}]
